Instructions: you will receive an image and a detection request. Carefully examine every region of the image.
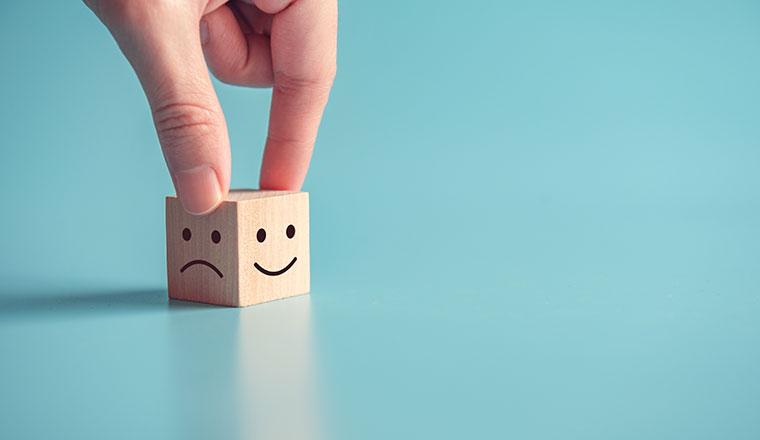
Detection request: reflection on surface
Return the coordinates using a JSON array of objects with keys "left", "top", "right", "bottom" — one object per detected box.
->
[
  {"left": 0, "top": 288, "right": 170, "bottom": 322},
  {"left": 237, "top": 294, "right": 322, "bottom": 439},
  {"left": 167, "top": 294, "right": 322, "bottom": 440}
]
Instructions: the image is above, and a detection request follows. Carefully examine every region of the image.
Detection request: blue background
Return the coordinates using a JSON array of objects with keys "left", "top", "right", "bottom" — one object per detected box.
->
[{"left": 1, "top": 1, "right": 759, "bottom": 438}]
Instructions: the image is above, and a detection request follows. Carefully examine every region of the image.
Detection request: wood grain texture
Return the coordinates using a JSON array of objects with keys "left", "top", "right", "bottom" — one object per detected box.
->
[{"left": 166, "top": 190, "right": 310, "bottom": 307}]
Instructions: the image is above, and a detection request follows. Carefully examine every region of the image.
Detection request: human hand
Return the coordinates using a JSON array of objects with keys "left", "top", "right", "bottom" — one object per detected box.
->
[{"left": 84, "top": 0, "right": 337, "bottom": 214}]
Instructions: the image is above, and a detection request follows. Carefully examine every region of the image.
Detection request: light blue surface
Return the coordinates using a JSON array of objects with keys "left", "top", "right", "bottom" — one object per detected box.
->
[{"left": 1, "top": 1, "right": 759, "bottom": 438}]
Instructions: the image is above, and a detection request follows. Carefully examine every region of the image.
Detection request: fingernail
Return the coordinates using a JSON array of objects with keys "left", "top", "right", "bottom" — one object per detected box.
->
[
  {"left": 175, "top": 165, "right": 222, "bottom": 215},
  {"left": 199, "top": 19, "right": 209, "bottom": 45}
]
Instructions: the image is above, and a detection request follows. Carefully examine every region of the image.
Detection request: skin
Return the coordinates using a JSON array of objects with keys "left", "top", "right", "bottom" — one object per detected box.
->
[{"left": 83, "top": 0, "right": 337, "bottom": 214}]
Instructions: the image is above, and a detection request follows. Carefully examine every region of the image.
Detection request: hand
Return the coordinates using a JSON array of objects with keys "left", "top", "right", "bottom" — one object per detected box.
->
[{"left": 84, "top": 0, "right": 337, "bottom": 214}]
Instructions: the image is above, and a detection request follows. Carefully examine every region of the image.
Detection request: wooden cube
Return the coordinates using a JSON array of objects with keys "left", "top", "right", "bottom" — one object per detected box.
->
[{"left": 166, "top": 190, "right": 310, "bottom": 307}]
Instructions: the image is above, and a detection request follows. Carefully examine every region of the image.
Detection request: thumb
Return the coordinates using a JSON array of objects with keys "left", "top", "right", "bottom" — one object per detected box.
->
[{"left": 94, "top": 2, "right": 230, "bottom": 215}]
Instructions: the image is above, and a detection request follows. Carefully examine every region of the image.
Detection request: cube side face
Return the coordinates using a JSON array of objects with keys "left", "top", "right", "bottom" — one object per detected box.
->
[
  {"left": 237, "top": 193, "right": 310, "bottom": 306},
  {"left": 166, "top": 197, "right": 240, "bottom": 306}
]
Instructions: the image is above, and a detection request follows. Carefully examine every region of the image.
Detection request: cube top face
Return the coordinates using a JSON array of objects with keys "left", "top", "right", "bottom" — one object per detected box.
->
[
  {"left": 166, "top": 190, "right": 310, "bottom": 307},
  {"left": 225, "top": 190, "right": 301, "bottom": 201}
]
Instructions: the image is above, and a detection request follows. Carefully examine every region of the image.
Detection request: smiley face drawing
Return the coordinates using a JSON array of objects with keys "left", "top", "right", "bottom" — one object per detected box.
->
[
  {"left": 253, "top": 224, "right": 298, "bottom": 276},
  {"left": 166, "top": 190, "right": 310, "bottom": 307}
]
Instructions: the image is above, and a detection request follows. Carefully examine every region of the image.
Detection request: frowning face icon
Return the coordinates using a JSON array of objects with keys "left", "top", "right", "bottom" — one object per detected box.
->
[
  {"left": 178, "top": 227, "right": 224, "bottom": 278},
  {"left": 166, "top": 190, "right": 310, "bottom": 307}
]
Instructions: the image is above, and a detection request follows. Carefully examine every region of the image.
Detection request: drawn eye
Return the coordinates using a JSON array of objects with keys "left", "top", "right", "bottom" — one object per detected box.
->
[
  {"left": 182, "top": 228, "right": 191, "bottom": 241},
  {"left": 211, "top": 230, "right": 221, "bottom": 244},
  {"left": 257, "top": 228, "right": 266, "bottom": 243},
  {"left": 286, "top": 224, "right": 295, "bottom": 239}
]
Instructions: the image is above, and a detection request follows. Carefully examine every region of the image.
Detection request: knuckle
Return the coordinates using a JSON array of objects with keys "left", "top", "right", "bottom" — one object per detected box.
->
[
  {"left": 273, "top": 70, "right": 334, "bottom": 100},
  {"left": 251, "top": 0, "right": 295, "bottom": 15},
  {"left": 91, "top": 0, "right": 141, "bottom": 24},
  {"left": 91, "top": 0, "right": 176, "bottom": 27},
  {"left": 152, "top": 102, "right": 221, "bottom": 148},
  {"left": 267, "top": 134, "right": 316, "bottom": 154}
]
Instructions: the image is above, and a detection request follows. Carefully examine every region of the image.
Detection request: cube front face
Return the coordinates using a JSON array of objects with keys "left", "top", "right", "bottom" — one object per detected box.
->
[
  {"left": 237, "top": 193, "right": 310, "bottom": 306},
  {"left": 166, "top": 191, "right": 310, "bottom": 307},
  {"left": 166, "top": 198, "right": 240, "bottom": 306}
]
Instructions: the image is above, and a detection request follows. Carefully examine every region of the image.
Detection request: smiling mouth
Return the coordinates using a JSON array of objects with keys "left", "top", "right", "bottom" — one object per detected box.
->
[
  {"left": 180, "top": 259, "right": 223, "bottom": 278},
  {"left": 254, "top": 257, "right": 297, "bottom": 276}
]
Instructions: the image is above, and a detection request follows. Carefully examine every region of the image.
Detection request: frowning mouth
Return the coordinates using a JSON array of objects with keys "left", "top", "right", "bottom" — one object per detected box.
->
[
  {"left": 180, "top": 259, "right": 223, "bottom": 278},
  {"left": 254, "top": 257, "right": 297, "bottom": 276}
]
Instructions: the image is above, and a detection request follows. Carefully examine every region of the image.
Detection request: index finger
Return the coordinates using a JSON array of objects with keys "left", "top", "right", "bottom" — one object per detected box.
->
[{"left": 257, "top": 0, "right": 337, "bottom": 190}]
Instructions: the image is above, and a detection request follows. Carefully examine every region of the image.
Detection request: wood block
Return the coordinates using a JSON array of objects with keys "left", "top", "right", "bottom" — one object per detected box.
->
[{"left": 166, "top": 190, "right": 310, "bottom": 307}]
